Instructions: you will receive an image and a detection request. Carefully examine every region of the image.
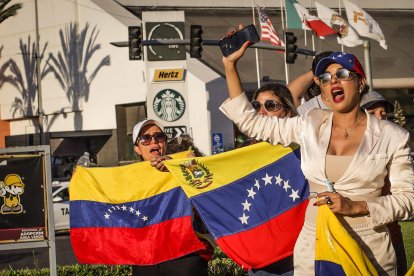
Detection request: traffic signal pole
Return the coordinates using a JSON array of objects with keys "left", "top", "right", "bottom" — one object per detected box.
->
[{"left": 111, "top": 39, "right": 316, "bottom": 57}]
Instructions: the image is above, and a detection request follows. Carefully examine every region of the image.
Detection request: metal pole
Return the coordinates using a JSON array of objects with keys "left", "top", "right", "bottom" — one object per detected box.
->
[
  {"left": 280, "top": 0, "right": 289, "bottom": 84},
  {"left": 34, "top": 0, "right": 44, "bottom": 145},
  {"left": 363, "top": 40, "right": 373, "bottom": 90},
  {"left": 43, "top": 146, "right": 57, "bottom": 276},
  {"left": 251, "top": 2, "right": 261, "bottom": 89},
  {"left": 110, "top": 40, "right": 316, "bottom": 56},
  {"left": 338, "top": 0, "right": 344, "bottom": 52}
]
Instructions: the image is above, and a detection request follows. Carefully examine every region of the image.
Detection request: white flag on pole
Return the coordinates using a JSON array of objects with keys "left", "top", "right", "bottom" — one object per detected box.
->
[
  {"left": 291, "top": 2, "right": 310, "bottom": 30},
  {"left": 342, "top": 0, "right": 387, "bottom": 49},
  {"left": 315, "top": 1, "right": 363, "bottom": 47}
]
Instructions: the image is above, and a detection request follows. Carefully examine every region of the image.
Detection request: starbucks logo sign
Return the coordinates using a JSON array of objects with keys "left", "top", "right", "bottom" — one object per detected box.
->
[{"left": 153, "top": 89, "right": 185, "bottom": 122}]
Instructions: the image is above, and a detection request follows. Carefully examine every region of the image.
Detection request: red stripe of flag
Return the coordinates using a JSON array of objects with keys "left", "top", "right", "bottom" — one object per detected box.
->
[
  {"left": 305, "top": 19, "right": 337, "bottom": 37},
  {"left": 215, "top": 199, "right": 309, "bottom": 270},
  {"left": 70, "top": 217, "right": 205, "bottom": 265}
]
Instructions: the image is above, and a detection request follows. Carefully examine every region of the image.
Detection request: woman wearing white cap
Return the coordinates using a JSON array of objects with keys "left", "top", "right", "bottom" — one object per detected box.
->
[
  {"left": 219, "top": 41, "right": 414, "bottom": 275},
  {"left": 131, "top": 118, "right": 210, "bottom": 276}
]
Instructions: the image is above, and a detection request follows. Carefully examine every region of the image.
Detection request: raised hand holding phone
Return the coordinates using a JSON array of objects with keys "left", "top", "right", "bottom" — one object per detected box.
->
[{"left": 219, "top": 24, "right": 260, "bottom": 57}]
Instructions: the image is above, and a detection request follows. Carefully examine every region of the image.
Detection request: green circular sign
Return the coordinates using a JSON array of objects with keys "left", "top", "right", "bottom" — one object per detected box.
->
[
  {"left": 146, "top": 22, "right": 185, "bottom": 61},
  {"left": 153, "top": 89, "right": 186, "bottom": 122}
]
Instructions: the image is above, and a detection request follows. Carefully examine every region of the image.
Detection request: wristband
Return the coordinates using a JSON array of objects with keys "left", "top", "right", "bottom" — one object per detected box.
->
[{"left": 364, "top": 202, "right": 370, "bottom": 216}]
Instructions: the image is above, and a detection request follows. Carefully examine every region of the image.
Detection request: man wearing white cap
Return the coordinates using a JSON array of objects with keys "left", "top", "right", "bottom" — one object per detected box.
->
[
  {"left": 360, "top": 90, "right": 394, "bottom": 120},
  {"left": 132, "top": 118, "right": 170, "bottom": 171},
  {"left": 131, "top": 118, "right": 209, "bottom": 276}
]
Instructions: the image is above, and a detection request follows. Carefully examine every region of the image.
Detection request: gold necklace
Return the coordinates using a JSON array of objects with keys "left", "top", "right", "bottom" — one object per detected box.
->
[{"left": 343, "top": 115, "right": 365, "bottom": 139}]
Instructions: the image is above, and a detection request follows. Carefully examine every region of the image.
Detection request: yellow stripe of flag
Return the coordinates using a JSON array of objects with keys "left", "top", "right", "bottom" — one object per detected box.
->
[
  {"left": 315, "top": 205, "right": 378, "bottom": 275},
  {"left": 70, "top": 161, "right": 179, "bottom": 203},
  {"left": 165, "top": 142, "right": 297, "bottom": 198}
]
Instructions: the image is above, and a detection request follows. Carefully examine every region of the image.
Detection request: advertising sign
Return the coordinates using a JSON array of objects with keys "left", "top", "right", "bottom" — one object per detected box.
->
[
  {"left": 212, "top": 133, "right": 224, "bottom": 154},
  {"left": 152, "top": 89, "right": 186, "bottom": 122},
  {"left": 164, "top": 126, "right": 187, "bottom": 139},
  {"left": 145, "top": 22, "right": 186, "bottom": 61},
  {"left": 153, "top": 68, "right": 185, "bottom": 82},
  {"left": 0, "top": 155, "right": 46, "bottom": 243}
]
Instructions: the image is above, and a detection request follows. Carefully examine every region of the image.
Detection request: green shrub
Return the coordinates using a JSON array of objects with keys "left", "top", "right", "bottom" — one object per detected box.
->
[
  {"left": 208, "top": 248, "right": 246, "bottom": 276},
  {"left": 0, "top": 265, "right": 131, "bottom": 276},
  {"left": 401, "top": 221, "right": 414, "bottom": 269},
  {"left": 0, "top": 252, "right": 246, "bottom": 276}
]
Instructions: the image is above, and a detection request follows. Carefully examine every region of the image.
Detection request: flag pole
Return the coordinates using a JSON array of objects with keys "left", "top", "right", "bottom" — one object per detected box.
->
[
  {"left": 310, "top": 0, "right": 315, "bottom": 51},
  {"left": 280, "top": 0, "right": 286, "bottom": 29},
  {"left": 304, "top": 29, "right": 307, "bottom": 47},
  {"left": 252, "top": 1, "right": 261, "bottom": 89},
  {"left": 363, "top": 40, "right": 373, "bottom": 90},
  {"left": 338, "top": 0, "right": 344, "bottom": 51},
  {"left": 282, "top": 0, "right": 289, "bottom": 83}
]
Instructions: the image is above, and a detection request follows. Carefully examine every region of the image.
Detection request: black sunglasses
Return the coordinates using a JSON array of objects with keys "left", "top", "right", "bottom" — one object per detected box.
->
[
  {"left": 136, "top": 132, "right": 167, "bottom": 146},
  {"left": 251, "top": 100, "right": 283, "bottom": 113},
  {"left": 318, "top": 68, "right": 356, "bottom": 85}
]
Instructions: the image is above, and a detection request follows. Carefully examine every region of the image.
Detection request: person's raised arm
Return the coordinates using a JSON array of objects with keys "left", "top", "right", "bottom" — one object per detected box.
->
[
  {"left": 287, "top": 70, "right": 314, "bottom": 108},
  {"left": 222, "top": 41, "right": 251, "bottom": 99}
]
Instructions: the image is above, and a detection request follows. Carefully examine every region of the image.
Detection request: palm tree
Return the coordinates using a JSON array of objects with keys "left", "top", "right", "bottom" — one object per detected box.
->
[
  {"left": 0, "top": 45, "right": 12, "bottom": 89},
  {"left": 6, "top": 36, "right": 50, "bottom": 117},
  {"left": 47, "top": 22, "right": 110, "bottom": 130},
  {"left": 0, "top": 0, "right": 22, "bottom": 24}
]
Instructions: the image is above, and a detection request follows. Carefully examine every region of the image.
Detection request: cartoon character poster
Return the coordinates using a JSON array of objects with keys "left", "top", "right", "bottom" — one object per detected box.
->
[{"left": 0, "top": 155, "right": 46, "bottom": 243}]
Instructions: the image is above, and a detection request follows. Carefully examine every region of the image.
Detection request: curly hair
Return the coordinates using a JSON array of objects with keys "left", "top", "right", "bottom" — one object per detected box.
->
[{"left": 166, "top": 134, "right": 204, "bottom": 157}]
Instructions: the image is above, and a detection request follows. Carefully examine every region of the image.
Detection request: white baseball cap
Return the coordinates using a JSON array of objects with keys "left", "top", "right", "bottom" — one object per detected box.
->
[
  {"left": 360, "top": 90, "right": 394, "bottom": 113},
  {"left": 132, "top": 118, "right": 164, "bottom": 144}
]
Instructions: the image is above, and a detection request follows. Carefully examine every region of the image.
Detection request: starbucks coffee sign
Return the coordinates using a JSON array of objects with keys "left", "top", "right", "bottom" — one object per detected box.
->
[{"left": 153, "top": 89, "right": 185, "bottom": 122}]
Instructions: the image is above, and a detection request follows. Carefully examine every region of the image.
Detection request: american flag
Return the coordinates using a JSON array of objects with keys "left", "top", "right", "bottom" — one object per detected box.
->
[{"left": 257, "top": 7, "right": 284, "bottom": 47}]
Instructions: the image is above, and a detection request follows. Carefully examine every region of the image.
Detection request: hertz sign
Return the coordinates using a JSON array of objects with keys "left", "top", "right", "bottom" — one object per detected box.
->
[{"left": 153, "top": 69, "right": 185, "bottom": 82}]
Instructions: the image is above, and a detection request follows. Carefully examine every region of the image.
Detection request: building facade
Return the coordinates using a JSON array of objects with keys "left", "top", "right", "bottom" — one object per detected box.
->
[{"left": 1, "top": 0, "right": 414, "bottom": 169}]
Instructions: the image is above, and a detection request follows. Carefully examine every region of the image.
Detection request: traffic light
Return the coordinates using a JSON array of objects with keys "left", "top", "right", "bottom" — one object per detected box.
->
[
  {"left": 128, "top": 26, "right": 142, "bottom": 60},
  {"left": 190, "top": 25, "right": 203, "bottom": 58},
  {"left": 285, "top": 32, "right": 297, "bottom": 64}
]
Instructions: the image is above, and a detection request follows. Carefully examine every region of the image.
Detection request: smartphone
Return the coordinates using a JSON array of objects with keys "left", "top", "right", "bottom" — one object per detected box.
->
[{"left": 219, "top": 24, "right": 260, "bottom": 57}]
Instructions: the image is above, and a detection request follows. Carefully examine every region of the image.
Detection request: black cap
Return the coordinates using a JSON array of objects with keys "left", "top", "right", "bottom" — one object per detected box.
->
[{"left": 311, "top": 51, "right": 334, "bottom": 74}]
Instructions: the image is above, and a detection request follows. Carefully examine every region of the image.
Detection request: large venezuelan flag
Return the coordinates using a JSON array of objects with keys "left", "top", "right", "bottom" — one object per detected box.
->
[
  {"left": 69, "top": 158, "right": 205, "bottom": 265},
  {"left": 315, "top": 205, "right": 378, "bottom": 275},
  {"left": 165, "top": 142, "right": 309, "bottom": 270}
]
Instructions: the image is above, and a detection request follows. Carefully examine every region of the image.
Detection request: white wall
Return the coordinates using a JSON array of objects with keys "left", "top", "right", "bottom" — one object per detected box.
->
[
  {"left": 0, "top": 0, "right": 39, "bottom": 120},
  {"left": 0, "top": 0, "right": 234, "bottom": 154},
  {"left": 186, "top": 57, "right": 234, "bottom": 155},
  {"left": 0, "top": 0, "right": 147, "bottom": 134}
]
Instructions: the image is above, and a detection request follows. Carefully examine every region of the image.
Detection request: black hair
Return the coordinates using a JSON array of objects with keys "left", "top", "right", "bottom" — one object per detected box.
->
[
  {"left": 253, "top": 83, "right": 298, "bottom": 116},
  {"left": 312, "top": 51, "right": 334, "bottom": 75},
  {"left": 304, "top": 82, "right": 321, "bottom": 101},
  {"left": 166, "top": 134, "right": 204, "bottom": 157},
  {"left": 299, "top": 51, "right": 335, "bottom": 101}
]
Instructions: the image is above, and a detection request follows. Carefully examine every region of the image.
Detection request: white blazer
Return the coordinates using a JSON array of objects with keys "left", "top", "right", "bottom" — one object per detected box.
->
[{"left": 220, "top": 93, "right": 414, "bottom": 229}]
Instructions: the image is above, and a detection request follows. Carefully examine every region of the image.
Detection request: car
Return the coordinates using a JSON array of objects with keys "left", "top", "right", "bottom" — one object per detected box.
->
[
  {"left": 52, "top": 181, "right": 70, "bottom": 231},
  {"left": 51, "top": 156, "right": 77, "bottom": 179}
]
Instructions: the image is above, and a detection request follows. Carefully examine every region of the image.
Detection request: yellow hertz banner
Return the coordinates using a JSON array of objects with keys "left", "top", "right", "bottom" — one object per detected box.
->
[
  {"left": 153, "top": 69, "right": 185, "bottom": 82},
  {"left": 165, "top": 142, "right": 297, "bottom": 198}
]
